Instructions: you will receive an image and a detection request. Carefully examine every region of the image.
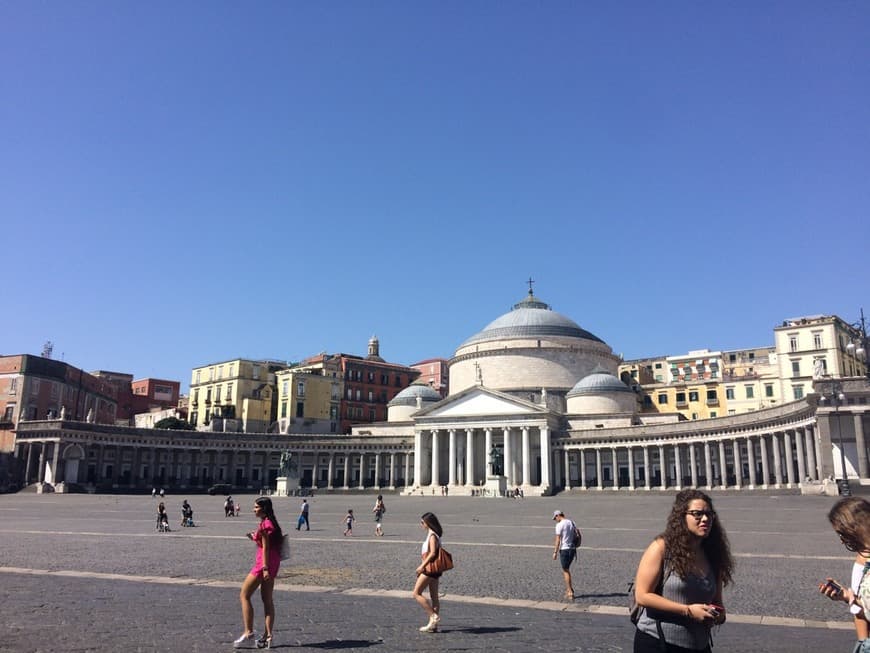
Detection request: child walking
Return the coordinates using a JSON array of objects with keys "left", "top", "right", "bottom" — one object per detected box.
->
[{"left": 343, "top": 509, "right": 355, "bottom": 536}]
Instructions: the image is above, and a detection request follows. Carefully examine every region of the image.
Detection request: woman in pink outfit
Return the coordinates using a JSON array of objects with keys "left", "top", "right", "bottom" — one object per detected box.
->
[{"left": 234, "top": 497, "right": 283, "bottom": 649}]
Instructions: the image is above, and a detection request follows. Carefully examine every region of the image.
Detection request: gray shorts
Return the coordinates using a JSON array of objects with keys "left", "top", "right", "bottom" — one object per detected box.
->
[{"left": 559, "top": 548, "right": 576, "bottom": 570}]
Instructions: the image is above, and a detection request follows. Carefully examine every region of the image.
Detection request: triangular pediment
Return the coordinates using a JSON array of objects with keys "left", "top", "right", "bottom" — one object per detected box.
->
[{"left": 414, "top": 386, "right": 547, "bottom": 419}]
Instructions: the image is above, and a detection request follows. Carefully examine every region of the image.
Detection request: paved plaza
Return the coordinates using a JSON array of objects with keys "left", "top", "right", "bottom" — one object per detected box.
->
[{"left": 0, "top": 489, "right": 864, "bottom": 652}]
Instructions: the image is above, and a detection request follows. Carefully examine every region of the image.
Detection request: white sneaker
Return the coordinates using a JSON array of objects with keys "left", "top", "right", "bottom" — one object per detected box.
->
[{"left": 233, "top": 632, "right": 258, "bottom": 648}]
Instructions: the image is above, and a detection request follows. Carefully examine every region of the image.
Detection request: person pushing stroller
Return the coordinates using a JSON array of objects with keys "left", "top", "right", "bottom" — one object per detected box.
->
[{"left": 181, "top": 500, "right": 195, "bottom": 527}]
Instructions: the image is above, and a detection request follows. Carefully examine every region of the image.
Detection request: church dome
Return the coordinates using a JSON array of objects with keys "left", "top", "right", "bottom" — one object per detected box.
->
[
  {"left": 388, "top": 383, "right": 443, "bottom": 407},
  {"left": 567, "top": 366, "right": 633, "bottom": 397},
  {"left": 460, "top": 292, "right": 604, "bottom": 347}
]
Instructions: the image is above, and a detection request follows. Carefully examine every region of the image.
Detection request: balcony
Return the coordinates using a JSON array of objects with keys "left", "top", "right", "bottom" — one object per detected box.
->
[
  {"left": 706, "top": 398, "right": 720, "bottom": 407},
  {"left": 676, "top": 400, "right": 689, "bottom": 409}
]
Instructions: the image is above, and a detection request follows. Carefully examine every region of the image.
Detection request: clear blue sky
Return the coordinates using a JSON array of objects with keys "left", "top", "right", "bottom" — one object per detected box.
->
[{"left": 2, "top": 2, "right": 867, "bottom": 391}]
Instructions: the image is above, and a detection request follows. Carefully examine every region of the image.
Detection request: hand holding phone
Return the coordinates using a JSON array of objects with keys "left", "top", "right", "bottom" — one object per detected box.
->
[
  {"left": 819, "top": 578, "right": 844, "bottom": 598},
  {"left": 708, "top": 604, "right": 723, "bottom": 618}
]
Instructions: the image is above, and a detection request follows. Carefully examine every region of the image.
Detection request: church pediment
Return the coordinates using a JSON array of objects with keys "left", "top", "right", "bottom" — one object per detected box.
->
[{"left": 414, "top": 387, "right": 546, "bottom": 419}]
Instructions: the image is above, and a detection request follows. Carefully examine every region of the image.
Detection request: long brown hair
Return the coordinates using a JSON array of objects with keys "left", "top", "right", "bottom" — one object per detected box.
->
[
  {"left": 255, "top": 497, "right": 283, "bottom": 543},
  {"left": 828, "top": 497, "right": 870, "bottom": 555},
  {"left": 661, "top": 489, "right": 733, "bottom": 586},
  {"left": 421, "top": 512, "right": 443, "bottom": 537}
]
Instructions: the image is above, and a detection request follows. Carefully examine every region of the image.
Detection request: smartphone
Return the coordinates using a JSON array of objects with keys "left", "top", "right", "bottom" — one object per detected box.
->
[
  {"left": 824, "top": 580, "right": 844, "bottom": 594},
  {"left": 709, "top": 604, "right": 724, "bottom": 618}
]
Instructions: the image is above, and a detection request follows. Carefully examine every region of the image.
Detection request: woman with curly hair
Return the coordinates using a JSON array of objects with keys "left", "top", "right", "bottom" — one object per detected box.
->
[
  {"left": 632, "top": 489, "right": 734, "bottom": 653},
  {"left": 818, "top": 497, "right": 870, "bottom": 653}
]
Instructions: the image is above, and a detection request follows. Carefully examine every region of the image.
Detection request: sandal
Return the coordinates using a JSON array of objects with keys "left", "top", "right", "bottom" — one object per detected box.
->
[{"left": 256, "top": 634, "right": 272, "bottom": 649}]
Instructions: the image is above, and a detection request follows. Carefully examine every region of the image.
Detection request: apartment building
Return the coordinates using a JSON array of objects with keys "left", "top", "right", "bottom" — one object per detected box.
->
[
  {"left": 410, "top": 358, "right": 450, "bottom": 398},
  {"left": 720, "top": 346, "right": 781, "bottom": 415},
  {"left": 275, "top": 367, "right": 342, "bottom": 434},
  {"left": 188, "top": 358, "right": 287, "bottom": 433}
]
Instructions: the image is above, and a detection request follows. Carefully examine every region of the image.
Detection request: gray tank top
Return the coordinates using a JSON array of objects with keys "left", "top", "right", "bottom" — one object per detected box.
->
[{"left": 636, "top": 564, "right": 716, "bottom": 650}]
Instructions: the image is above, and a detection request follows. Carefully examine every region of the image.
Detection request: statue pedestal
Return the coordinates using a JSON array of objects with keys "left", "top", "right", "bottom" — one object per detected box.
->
[
  {"left": 276, "top": 476, "right": 296, "bottom": 497},
  {"left": 484, "top": 475, "right": 506, "bottom": 496}
]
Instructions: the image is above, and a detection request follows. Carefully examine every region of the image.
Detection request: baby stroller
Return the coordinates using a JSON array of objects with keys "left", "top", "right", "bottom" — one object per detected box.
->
[
  {"left": 157, "top": 513, "right": 171, "bottom": 532},
  {"left": 181, "top": 503, "right": 195, "bottom": 527}
]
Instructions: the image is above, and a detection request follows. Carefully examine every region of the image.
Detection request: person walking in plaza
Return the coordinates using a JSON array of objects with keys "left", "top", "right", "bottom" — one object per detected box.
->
[
  {"left": 552, "top": 510, "right": 579, "bottom": 600},
  {"left": 234, "top": 497, "right": 283, "bottom": 649},
  {"left": 414, "top": 512, "right": 444, "bottom": 633},
  {"left": 632, "top": 489, "right": 732, "bottom": 653},
  {"left": 372, "top": 495, "right": 386, "bottom": 537},
  {"left": 818, "top": 497, "right": 870, "bottom": 652},
  {"left": 343, "top": 509, "right": 355, "bottom": 536},
  {"left": 156, "top": 502, "right": 170, "bottom": 532},
  {"left": 297, "top": 499, "right": 310, "bottom": 531}
]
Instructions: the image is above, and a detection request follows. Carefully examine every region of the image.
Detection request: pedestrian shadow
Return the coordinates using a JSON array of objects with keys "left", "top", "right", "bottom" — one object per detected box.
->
[
  {"left": 301, "top": 639, "right": 381, "bottom": 649},
  {"left": 450, "top": 626, "right": 522, "bottom": 635}
]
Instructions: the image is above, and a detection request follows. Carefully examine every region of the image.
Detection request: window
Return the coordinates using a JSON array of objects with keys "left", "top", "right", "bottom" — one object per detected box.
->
[
  {"left": 367, "top": 372, "right": 374, "bottom": 382},
  {"left": 676, "top": 392, "right": 687, "bottom": 404},
  {"left": 282, "top": 381, "right": 289, "bottom": 396},
  {"left": 710, "top": 411, "right": 717, "bottom": 418},
  {"left": 193, "top": 389, "right": 199, "bottom": 404},
  {"left": 691, "top": 413, "right": 699, "bottom": 420},
  {"left": 216, "top": 385, "right": 222, "bottom": 402},
  {"left": 726, "top": 388, "right": 735, "bottom": 400},
  {"left": 728, "top": 409, "right": 736, "bottom": 415},
  {"left": 643, "top": 396, "right": 653, "bottom": 406},
  {"left": 706, "top": 389, "right": 717, "bottom": 400},
  {"left": 765, "top": 384, "right": 774, "bottom": 398},
  {"left": 218, "top": 365, "right": 224, "bottom": 379},
  {"left": 813, "top": 333, "right": 823, "bottom": 349},
  {"left": 789, "top": 336, "right": 798, "bottom": 352},
  {"left": 347, "top": 388, "right": 353, "bottom": 400},
  {"left": 297, "top": 381, "right": 305, "bottom": 397},
  {"left": 380, "top": 374, "right": 388, "bottom": 385},
  {"left": 195, "top": 370, "right": 201, "bottom": 384},
  {"left": 226, "top": 383, "right": 232, "bottom": 399},
  {"left": 9, "top": 378, "right": 17, "bottom": 394},
  {"left": 228, "top": 364, "right": 234, "bottom": 377},
  {"left": 331, "top": 384, "right": 340, "bottom": 401},
  {"left": 253, "top": 365, "right": 260, "bottom": 380},
  {"left": 793, "top": 386, "right": 804, "bottom": 400},
  {"left": 31, "top": 379, "right": 40, "bottom": 395},
  {"left": 791, "top": 361, "right": 800, "bottom": 376},
  {"left": 205, "top": 389, "right": 212, "bottom": 402},
  {"left": 3, "top": 405, "right": 14, "bottom": 421},
  {"left": 296, "top": 402, "right": 304, "bottom": 418},
  {"left": 368, "top": 391, "right": 373, "bottom": 402},
  {"left": 369, "top": 409, "right": 376, "bottom": 421},
  {"left": 689, "top": 391, "right": 699, "bottom": 402},
  {"left": 655, "top": 363, "right": 662, "bottom": 369},
  {"left": 355, "top": 389, "right": 361, "bottom": 400},
  {"left": 745, "top": 386, "right": 754, "bottom": 399},
  {"left": 280, "top": 401, "right": 287, "bottom": 418},
  {"left": 330, "top": 406, "right": 338, "bottom": 420},
  {"left": 658, "top": 394, "right": 668, "bottom": 404},
  {"left": 208, "top": 367, "right": 213, "bottom": 381},
  {"left": 655, "top": 375, "right": 663, "bottom": 382},
  {"left": 50, "top": 382, "right": 59, "bottom": 399}
]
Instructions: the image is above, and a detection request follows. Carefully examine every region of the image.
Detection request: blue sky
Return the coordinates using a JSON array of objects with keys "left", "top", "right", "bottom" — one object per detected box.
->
[{"left": 1, "top": 2, "right": 867, "bottom": 391}]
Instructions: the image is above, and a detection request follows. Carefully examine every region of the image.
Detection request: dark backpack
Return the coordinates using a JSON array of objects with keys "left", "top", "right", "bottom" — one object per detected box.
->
[{"left": 572, "top": 522, "right": 582, "bottom": 548}]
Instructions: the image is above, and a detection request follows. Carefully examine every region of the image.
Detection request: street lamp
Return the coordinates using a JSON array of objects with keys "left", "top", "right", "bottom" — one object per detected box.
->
[
  {"left": 844, "top": 308, "right": 869, "bottom": 380},
  {"left": 819, "top": 381, "right": 850, "bottom": 496}
]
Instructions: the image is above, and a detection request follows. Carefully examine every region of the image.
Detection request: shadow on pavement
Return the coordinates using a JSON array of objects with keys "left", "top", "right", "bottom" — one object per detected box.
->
[
  {"left": 449, "top": 626, "right": 522, "bottom": 635},
  {"left": 302, "top": 639, "right": 382, "bottom": 649}
]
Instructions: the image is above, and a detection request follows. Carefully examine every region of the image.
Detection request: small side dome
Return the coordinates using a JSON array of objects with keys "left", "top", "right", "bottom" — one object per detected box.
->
[
  {"left": 389, "top": 383, "right": 443, "bottom": 407},
  {"left": 567, "top": 365, "right": 632, "bottom": 397}
]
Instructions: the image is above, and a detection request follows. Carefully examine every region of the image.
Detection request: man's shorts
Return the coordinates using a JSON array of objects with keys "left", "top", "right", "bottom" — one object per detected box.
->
[{"left": 559, "top": 548, "right": 576, "bottom": 570}]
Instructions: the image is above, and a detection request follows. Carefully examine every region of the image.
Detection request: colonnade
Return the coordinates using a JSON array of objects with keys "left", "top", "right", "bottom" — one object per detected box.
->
[
  {"left": 557, "top": 425, "right": 821, "bottom": 490},
  {"left": 413, "top": 424, "right": 552, "bottom": 492}
]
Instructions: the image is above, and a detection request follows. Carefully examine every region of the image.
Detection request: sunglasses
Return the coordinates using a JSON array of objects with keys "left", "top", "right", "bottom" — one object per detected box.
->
[{"left": 686, "top": 509, "right": 716, "bottom": 520}]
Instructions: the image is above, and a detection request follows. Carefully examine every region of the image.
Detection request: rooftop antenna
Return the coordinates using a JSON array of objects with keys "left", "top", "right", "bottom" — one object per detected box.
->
[{"left": 41, "top": 341, "right": 54, "bottom": 359}]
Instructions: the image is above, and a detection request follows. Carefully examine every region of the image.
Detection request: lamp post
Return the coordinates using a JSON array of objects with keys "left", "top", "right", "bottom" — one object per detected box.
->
[
  {"left": 819, "top": 381, "right": 850, "bottom": 496},
  {"left": 844, "top": 308, "right": 869, "bottom": 380}
]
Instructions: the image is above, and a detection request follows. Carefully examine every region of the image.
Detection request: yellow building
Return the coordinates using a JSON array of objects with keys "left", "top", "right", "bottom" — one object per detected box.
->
[
  {"left": 189, "top": 358, "right": 287, "bottom": 433},
  {"left": 275, "top": 367, "right": 343, "bottom": 434},
  {"left": 720, "top": 346, "right": 781, "bottom": 415}
]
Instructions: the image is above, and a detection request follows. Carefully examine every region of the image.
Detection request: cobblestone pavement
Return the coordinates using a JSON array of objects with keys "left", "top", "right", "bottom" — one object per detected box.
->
[{"left": 0, "top": 490, "right": 862, "bottom": 652}]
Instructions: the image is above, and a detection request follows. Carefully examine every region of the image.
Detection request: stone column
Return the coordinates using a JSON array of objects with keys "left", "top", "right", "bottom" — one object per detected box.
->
[
  {"left": 503, "top": 427, "right": 513, "bottom": 486},
  {"left": 579, "top": 449, "right": 587, "bottom": 488},
  {"left": 466, "top": 429, "right": 475, "bottom": 486},
  {"left": 405, "top": 452, "right": 412, "bottom": 487},
  {"left": 628, "top": 447, "right": 635, "bottom": 490},
  {"left": 540, "top": 426, "right": 551, "bottom": 489},
  {"left": 374, "top": 452, "right": 382, "bottom": 489},
  {"left": 389, "top": 452, "right": 396, "bottom": 489},
  {"left": 112, "top": 445, "right": 122, "bottom": 485},
  {"left": 51, "top": 442, "right": 61, "bottom": 485},
  {"left": 732, "top": 439, "right": 742, "bottom": 488},
  {"left": 611, "top": 446, "right": 618, "bottom": 489},
  {"left": 37, "top": 443, "right": 47, "bottom": 484},
  {"left": 357, "top": 452, "right": 366, "bottom": 489},
  {"left": 658, "top": 445, "right": 666, "bottom": 489},
  {"left": 328, "top": 453, "right": 336, "bottom": 490},
  {"left": 717, "top": 441, "right": 727, "bottom": 488},
  {"left": 448, "top": 429, "right": 457, "bottom": 486},
  {"left": 795, "top": 430, "right": 807, "bottom": 483},
  {"left": 485, "top": 428, "right": 493, "bottom": 476},
  {"left": 521, "top": 427, "right": 531, "bottom": 486},
  {"left": 431, "top": 430, "right": 440, "bottom": 487},
  {"left": 643, "top": 446, "right": 651, "bottom": 490},
  {"left": 783, "top": 431, "right": 795, "bottom": 486},
  {"left": 689, "top": 444, "right": 698, "bottom": 488},
  {"left": 596, "top": 449, "right": 603, "bottom": 490},
  {"left": 24, "top": 444, "right": 34, "bottom": 485},
  {"left": 674, "top": 444, "right": 682, "bottom": 490},
  {"left": 564, "top": 449, "right": 572, "bottom": 490},
  {"left": 772, "top": 433, "right": 783, "bottom": 486},
  {"left": 747, "top": 437, "right": 757, "bottom": 488},
  {"left": 805, "top": 426, "right": 818, "bottom": 481},
  {"left": 413, "top": 432, "right": 422, "bottom": 488},
  {"left": 856, "top": 415, "right": 868, "bottom": 480},
  {"left": 704, "top": 442, "right": 713, "bottom": 490},
  {"left": 343, "top": 452, "right": 351, "bottom": 488}
]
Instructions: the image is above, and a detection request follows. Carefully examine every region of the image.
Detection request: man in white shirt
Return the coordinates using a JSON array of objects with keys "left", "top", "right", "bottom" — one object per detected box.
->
[{"left": 552, "top": 510, "right": 578, "bottom": 600}]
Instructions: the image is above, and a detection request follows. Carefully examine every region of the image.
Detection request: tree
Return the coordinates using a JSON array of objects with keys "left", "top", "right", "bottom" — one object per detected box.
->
[{"left": 153, "top": 416, "right": 194, "bottom": 431}]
